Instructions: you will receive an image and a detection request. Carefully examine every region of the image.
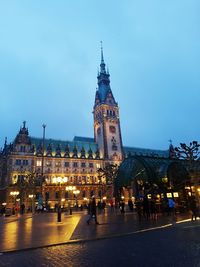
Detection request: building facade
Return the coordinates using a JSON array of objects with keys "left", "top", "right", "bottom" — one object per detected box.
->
[{"left": 0, "top": 49, "right": 169, "bottom": 210}]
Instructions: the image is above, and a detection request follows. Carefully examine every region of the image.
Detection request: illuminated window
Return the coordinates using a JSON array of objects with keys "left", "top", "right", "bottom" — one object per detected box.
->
[
  {"left": 96, "top": 163, "right": 100, "bottom": 169},
  {"left": 46, "top": 161, "right": 51, "bottom": 167},
  {"left": 55, "top": 162, "right": 61, "bottom": 167},
  {"left": 36, "top": 160, "right": 42, "bottom": 167}
]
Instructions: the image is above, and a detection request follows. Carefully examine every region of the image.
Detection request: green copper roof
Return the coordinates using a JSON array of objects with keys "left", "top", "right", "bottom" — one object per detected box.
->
[
  {"left": 30, "top": 136, "right": 98, "bottom": 153},
  {"left": 124, "top": 146, "right": 169, "bottom": 158}
]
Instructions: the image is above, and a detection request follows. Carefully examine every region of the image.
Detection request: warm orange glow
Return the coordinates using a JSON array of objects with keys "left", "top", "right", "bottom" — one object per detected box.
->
[
  {"left": 66, "top": 186, "right": 76, "bottom": 191},
  {"left": 173, "top": 192, "right": 179, "bottom": 198},
  {"left": 167, "top": 193, "right": 172, "bottom": 198},
  {"left": 10, "top": 191, "right": 19, "bottom": 196}
]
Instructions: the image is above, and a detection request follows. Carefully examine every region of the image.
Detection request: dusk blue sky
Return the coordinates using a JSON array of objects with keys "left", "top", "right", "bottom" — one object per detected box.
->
[{"left": 0, "top": 1, "right": 200, "bottom": 150}]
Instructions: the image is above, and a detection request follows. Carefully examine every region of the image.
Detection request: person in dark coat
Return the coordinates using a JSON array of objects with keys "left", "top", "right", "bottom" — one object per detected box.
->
[
  {"left": 142, "top": 196, "right": 150, "bottom": 219},
  {"left": 128, "top": 199, "right": 134, "bottom": 211},
  {"left": 135, "top": 199, "right": 143, "bottom": 221},
  {"left": 87, "top": 196, "right": 99, "bottom": 225},
  {"left": 190, "top": 197, "right": 198, "bottom": 221}
]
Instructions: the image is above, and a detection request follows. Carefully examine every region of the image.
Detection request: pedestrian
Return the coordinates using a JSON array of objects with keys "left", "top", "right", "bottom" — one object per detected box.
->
[
  {"left": 142, "top": 196, "right": 150, "bottom": 220},
  {"left": 20, "top": 203, "right": 25, "bottom": 214},
  {"left": 128, "top": 199, "right": 134, "bottom": 211},
  {"left": 120, "top": 200, "right": 125, "bottom": 214},
  {"left": 150, "top": 198, "right": 157, "bottom": 220},
  {"left": 168, "top": 198, "right": 175, "bottom": 217},
  {"left": 135, "top": 198, "right": 143, "bottom": 221},
  {"left": 87, "top": 196, "right": 99, "bottom": 225},
  {"left": 190, "top": 197, "right": 198, "bottom": 221},
  {"left": 110, "top": 199, "right": 114, "bottom": 211}
]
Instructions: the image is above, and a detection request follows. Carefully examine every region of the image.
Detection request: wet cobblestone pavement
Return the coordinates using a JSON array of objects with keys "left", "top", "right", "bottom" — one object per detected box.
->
[
  {"left": 1, "top": 221, "right": 200, "bottom": 267},
  {"left": 0, "top": 210, "right": 199, "bottom": 266}
]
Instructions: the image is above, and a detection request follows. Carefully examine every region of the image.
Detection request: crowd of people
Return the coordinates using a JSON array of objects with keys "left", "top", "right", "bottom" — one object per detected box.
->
[
  {"left": 1, "top": 195, "right": 199, "bottom": 223},
  {"left": 85, "top": 194, "right": 200, "bottom": 224}
]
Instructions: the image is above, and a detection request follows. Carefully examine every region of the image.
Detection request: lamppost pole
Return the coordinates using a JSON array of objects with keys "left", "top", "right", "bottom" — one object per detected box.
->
[
  {"left": 41, "top": 124, "right": 46, "bottom": 179},
  {"left": 40, "top": 124, "right": 46, "bottom": 206},
  {"left": 73, "top": 190, "right": 80, "bottom": 210},
  {"left": 28, "top": 194, "right": 34, "bottom": 213},
  {"left": 66, "top": 186, "right": 76, "bottom": 215}
]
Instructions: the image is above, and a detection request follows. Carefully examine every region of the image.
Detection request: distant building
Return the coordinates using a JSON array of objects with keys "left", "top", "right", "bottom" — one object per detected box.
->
[{"left": 0, "top": 48, "right": 170, "bottom": 209}]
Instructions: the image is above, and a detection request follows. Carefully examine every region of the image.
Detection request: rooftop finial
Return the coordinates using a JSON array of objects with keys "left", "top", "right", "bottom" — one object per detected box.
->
[
  {"left": 100, "top": 41, "right": 106, "bottom": 73},
  {"left": 4, "top": 137, "right": 7, "bottom": 147},
  {"left": 100, "top": 41, "right": 104, "bottom": 63},
  {"left": 23, "top": 121, "right": 26, "bottom": 128}
]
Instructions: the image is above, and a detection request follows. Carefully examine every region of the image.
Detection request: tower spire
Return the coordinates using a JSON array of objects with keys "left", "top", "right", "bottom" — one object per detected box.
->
[
  {"left": 100, "top": 41, "right": 104, "bottom": 64},
  {"left": 100, "top": 41, "right": 106, "bottom": 73}
]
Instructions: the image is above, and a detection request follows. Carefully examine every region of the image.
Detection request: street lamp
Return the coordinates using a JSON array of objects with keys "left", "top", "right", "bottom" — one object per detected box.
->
[
  {"left": 52, "top": 177, "right": 66, "bottom": 222},
  {"left": 66, "top": 186, "right": 76, "bottom": 215},
  {"left": 10, "top": 191, "right": 19, "bottom": 215},
  {"left": 28, "top": 194, "right": 34, "bottom": 213},
  {"left": 73, "top": 189, "right": 80, "bottom": 210}
]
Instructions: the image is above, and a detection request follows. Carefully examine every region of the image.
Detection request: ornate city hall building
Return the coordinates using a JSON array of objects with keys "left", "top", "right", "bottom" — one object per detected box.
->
[{"left": 0, "top": 48, "right": 171, "bottom": 210}]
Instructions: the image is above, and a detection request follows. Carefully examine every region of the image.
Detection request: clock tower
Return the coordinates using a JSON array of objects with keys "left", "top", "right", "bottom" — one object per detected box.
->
[{"left": 93, "top": 45, "right": 123, "bottom": 163}]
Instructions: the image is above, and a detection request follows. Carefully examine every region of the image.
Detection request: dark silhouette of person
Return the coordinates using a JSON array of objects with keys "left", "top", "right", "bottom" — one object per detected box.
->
[
  {"left": 120, "top": 200, "right": 125, "bottom": 213},
  {"left": 128, "top": 199, "right": 134, "bottom": 211},
  {"left": 135, "top": 199, "right": 142, "bottom": 221},
  {"left": 190, "top": 197, "right": 198, "bottom": 221},
  {"left": 87, "top": 196, "right": 99, "bottom": 225},
  {"left": 142, "top": 196, "right": 150, "bottom": 219},
  {"left": 150, "top": 198, "right": 157, "bottom": 220},
  {"left": 21, "top": 203, "right": 25, "bottom": 214}
]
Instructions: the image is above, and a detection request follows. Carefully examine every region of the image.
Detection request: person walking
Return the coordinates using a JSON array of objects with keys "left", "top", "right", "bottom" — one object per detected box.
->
[
  {"left": 168, "top": 198, "right": 176, "bottom": 218},
  {"left": 142, "top": 196, "right": 150, "bottom": 220},
  {"left": 87, "top": 196, "right": 99, "bottom": 225},
  {"left": 190, "top": 196, "right": 198, "bottom": 221}
]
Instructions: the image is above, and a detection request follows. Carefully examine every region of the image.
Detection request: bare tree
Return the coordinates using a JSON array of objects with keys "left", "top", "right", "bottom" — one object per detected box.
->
[
  {"left": 174, "top": 141, "right": 200, "bottom": 204},
  {"left": 174, "top": 141, "right": 200, "bottom": 161},
  {"left": 97, "top": 164, "right": 118, "bottom": 200}
]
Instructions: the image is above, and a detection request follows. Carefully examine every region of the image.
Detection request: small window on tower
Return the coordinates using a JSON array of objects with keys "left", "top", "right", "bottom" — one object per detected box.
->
[
  {"left": 97, "top": 127, "right": 101, "bottom": 135},
  {"left": 109, "top": 126, "right": 116, "bottom": 133}
]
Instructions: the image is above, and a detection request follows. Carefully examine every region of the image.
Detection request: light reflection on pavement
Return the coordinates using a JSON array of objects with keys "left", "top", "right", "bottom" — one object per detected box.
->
[{"left": 0, "top": 213, "right": 81, "bottom": 252}]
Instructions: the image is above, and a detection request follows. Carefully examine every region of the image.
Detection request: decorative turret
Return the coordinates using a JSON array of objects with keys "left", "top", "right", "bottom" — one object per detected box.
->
[
  {"left": 46, "top": 144, "right": 52, "bottom": 157},
  {"left": 80, "top": 147, "right": 86, "bottom": 158},
  {"left": 55, "top": 144, "right": 61, "bottom": 157},
  {"left": 73, "top": 146, "right": 78, "bottom": 158},
  {"left": 88, "top": 148, "right": 93, "bottom": 159},
  {"left": 93, "top": 44, "right": 123, "bottom": 162},
  {"left": 36, "top": 143, "right": 43, "bottom": 156},
  {"left": 95, "top": 148, "right": 100, "bottom": 159},
  {"left": 64, "top": 145, "right": 70, "bottom": 158},
  {"left": 14, "top": 121, "right": 31, "bottom": 145},
  {"left": 13, "top": 121, "right": 33, "bottom": 154}
]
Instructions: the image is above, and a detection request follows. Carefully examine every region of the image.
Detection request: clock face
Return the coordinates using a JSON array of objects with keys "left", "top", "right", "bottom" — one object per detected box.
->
[
  {"left": 109, "top": 125, "right": 116, "bottom": 133},
  {"left": 97, "top": 127, "right": 101, "bottom": 135}
]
